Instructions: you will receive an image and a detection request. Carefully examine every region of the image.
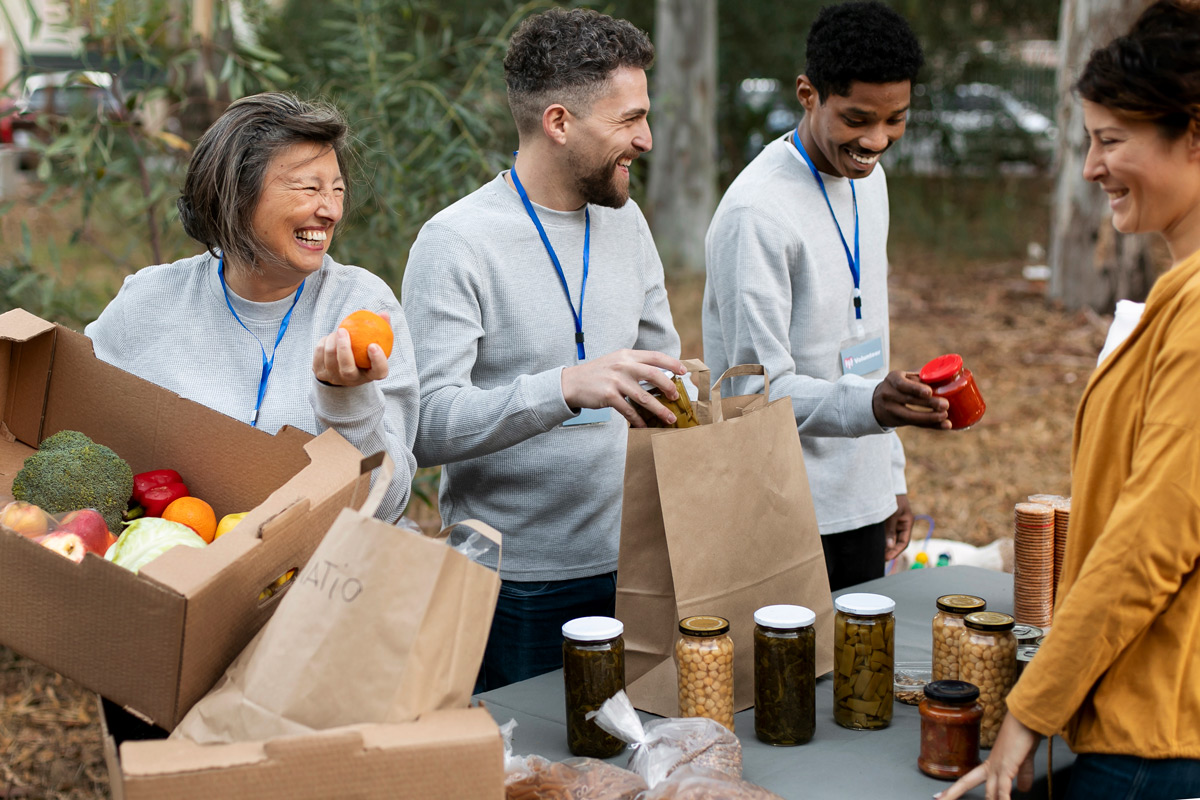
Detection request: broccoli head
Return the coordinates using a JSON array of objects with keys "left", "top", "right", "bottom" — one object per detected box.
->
[{"left": 12, "top": 431, "right": 134, "bottom": 533}]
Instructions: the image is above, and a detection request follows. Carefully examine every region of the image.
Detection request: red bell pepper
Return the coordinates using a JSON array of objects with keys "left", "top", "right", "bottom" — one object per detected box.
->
[
  {"left": 140, "top": 482, "right": 190, "bottom": 517},
  {"left": 132, "top": 469, "right": 184, "bottom": 506}
]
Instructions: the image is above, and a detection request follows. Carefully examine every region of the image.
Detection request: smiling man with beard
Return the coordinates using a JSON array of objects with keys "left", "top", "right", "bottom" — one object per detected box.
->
[
  {"left": 402, "top": 8, "right": 682, "bottom": 690},
  {"left": 703, "top": 1, "right": 951, "bottom": 593}
]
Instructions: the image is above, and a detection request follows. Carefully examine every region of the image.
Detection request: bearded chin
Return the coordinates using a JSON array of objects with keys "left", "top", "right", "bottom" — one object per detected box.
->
[{"left": 573, "top": 159, "right": 629, "bottom": 209}]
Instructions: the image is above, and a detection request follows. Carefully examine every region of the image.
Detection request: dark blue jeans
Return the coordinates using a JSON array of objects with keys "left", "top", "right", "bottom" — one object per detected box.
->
[
  {"left": 1066, "top": 754, "right": 1200, "bottom": 800},
  {"left": 475, "top": 571, "right": 618, "bottom": 693}
]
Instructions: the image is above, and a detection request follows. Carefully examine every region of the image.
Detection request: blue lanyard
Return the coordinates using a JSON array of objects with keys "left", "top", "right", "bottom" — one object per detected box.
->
[
  {"left": 791, "top": 128, "right": 862, "bottom": 320},
  {"left": 218, "top": 258, "right": 305, "bottom": 427},
  {"left": 510, "top": 166, "right": 590, "bottom": 361}
]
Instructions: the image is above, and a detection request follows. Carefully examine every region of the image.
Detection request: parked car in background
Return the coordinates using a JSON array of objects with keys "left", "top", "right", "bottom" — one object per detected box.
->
[
  {"left": 7, "top": 71, "right": 123, "bottom": 167},
  {"left": 892, "top": 82, "right": 1057, "bottom": 174}
]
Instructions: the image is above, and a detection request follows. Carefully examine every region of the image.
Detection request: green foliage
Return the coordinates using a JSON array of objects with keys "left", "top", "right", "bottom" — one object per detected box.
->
[
  {"left": 13, "top": 0, "right": 289, "bottom": 269},
  {"left": 0, "top": 221, "right": 111, "bottom": 328},
  {"left": 260, "top": 0, "right": 544, "bottom": 290},
  {"left": 12, "top": 431, "right": 135, "bottom": 532}
]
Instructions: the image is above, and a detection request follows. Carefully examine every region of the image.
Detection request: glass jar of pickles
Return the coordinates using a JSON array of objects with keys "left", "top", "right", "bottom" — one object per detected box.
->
[
  {"left": 918, "top": 680, "right": 983, "bottom": 780},
  {"left": 833, "top": 593, "right": 895, "bottom": 730},
  {"left": 676, "top": 615, "right": 735, "bottom": 731},
  {"left": 753, "top": 604, "right": 816, "bottom": 746},
  {"left": 959, "top": 611, "right": 1017, "bottom": 748},
  {"left": 562, "top": 616, "right": 626, "bottom": 758},
  {"left": 932, "top": 594, "right": 986, "bottom": 681}
]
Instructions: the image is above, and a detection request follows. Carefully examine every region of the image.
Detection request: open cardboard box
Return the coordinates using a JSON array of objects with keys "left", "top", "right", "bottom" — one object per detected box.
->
[
  {"left": 100, "top": 700, "right": 504, "bottom": 800},
  {"left": 0, "top": 309, "right": 370, "bottom": 729}
]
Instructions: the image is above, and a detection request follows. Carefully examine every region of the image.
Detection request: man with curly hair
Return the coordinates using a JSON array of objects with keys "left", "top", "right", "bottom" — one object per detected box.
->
[
  {"left": 703, "top": 1, "right": 950, "bottom": 591},
  {"left": 402, "top": 8, "right": 682, "bottom": 689}
]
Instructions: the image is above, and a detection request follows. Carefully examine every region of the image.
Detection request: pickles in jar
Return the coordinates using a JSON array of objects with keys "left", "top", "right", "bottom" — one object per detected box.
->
[{"left": 833, "top": 593, "right": 896, "bottom": 730}]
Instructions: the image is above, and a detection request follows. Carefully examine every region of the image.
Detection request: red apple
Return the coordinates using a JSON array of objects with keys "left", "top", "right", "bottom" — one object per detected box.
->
[
  {"left": 40, "top": 531, "right": 87, "bottom": 563},
  {"left": 0, "top": 501, "right": 53, "bottom": 538},
  {"left": 57, "top": 509, "right": 116, "bottom": 555}
]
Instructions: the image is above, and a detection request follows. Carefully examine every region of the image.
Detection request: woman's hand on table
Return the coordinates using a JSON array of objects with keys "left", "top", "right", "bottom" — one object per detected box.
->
[
  {"left": 313, "top": 312, "right": 390, "bottom": 387},
  {"left": 935, "top": 714, "right": 1041, "bottom": 800}
]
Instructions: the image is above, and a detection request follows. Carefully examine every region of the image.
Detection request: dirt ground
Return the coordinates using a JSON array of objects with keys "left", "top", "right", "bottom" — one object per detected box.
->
[{"left": 0, "top": 250, "right": 1107, "bottom": 798}]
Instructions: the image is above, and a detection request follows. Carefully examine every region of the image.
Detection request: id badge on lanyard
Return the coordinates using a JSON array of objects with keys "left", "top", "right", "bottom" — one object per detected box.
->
[{"left": 839, "top": 326, "right": 886, "bottom": 377}]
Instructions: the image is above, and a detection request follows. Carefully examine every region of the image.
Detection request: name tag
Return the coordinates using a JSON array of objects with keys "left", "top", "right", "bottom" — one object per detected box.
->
[
  {"left": 840, "top": 337, "right": 885, "bottom": 376},
  {"left": 563, "top": 407, "right": 612, "bottom": 427}
]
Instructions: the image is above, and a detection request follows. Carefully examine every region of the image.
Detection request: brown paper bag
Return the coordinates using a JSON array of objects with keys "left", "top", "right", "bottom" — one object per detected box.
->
[
  {"left": 172, "top": 454, "right": 502, "bottom": 743},
  {"left": 616, "top": 361, "right": 834, "bottom": 717}
]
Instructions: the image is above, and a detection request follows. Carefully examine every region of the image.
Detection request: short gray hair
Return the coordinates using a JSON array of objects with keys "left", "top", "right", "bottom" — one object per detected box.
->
[
  {"left": 178, "top": 92, "right": 349, "bottom": 271},
  {"left": 503, "top": 8, "right": 654, "bottom": 137}
]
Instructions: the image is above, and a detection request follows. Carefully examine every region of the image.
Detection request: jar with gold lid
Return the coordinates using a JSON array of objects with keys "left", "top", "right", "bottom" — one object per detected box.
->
[
  {"left": 958, "top": 611, "right": 1017, "bottom": 748},
  {"left": 932, "top": 594, "right": 986, "bottom": 681},
  {"left": 676, "top": 615, "right": 734, "bottom": 731}
]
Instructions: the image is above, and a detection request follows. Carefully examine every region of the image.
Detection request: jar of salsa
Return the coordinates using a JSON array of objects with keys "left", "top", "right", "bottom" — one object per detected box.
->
[
  {"left": 562, "top": 616, "right": 626, "bottom": 758},
  {"left": 918, "top": 354, "right": 986, "bottom": 430},
  {"left": 753, "top": 604, "right": 816, "bottom": 746},
  {"left": 918, "top": 679, "right": 983, "bottom": 779}
]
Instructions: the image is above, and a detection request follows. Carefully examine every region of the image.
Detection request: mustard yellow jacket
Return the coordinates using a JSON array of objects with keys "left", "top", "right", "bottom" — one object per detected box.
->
[{"left": 1007, "top": 250, "right": 1200, "bottom": 757}]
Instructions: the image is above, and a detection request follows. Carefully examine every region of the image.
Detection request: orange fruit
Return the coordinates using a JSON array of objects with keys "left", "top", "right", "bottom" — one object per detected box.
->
[
  {"left": 338, "top": 310, "right": 393, "bottom": 369},
  {"left": 162, "top": 497, "right": 218, "bottom": 544}
]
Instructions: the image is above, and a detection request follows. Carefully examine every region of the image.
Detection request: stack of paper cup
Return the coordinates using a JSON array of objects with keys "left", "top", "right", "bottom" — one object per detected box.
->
[{"left": 1013, "top": 502, "right": 1055, "bottom": 627}]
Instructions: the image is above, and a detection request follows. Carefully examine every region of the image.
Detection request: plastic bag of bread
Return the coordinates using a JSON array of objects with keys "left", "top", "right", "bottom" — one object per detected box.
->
[
  {"left": 639, "top": 766, "right": 784, "bottom": 800},
  {"left": 588, "top": 690, "right": 742, "bottom": 788},
  {"left": 501, "top": 719, "right": 647, "bottom": 800}
]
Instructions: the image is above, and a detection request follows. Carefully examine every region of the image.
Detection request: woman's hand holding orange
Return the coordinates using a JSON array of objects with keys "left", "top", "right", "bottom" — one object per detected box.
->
[{"left": 313, "top": 310, "right": 391, "bottom": 387}]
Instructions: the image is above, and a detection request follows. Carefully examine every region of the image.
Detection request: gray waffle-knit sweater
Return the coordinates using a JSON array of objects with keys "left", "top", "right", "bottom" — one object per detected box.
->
[
  {"left": 84, "top": 252, "right": 419, "bottom": 521},
  {"left": 401, "top": 172, "right": 680, "bottom": 581},
  {"left": 703, "top": 134, "right": 906, "bottom": 535}
]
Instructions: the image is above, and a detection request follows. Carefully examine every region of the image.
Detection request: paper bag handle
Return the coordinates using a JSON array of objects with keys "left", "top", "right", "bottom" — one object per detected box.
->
[
  {"left": 435, "top": 518, "right": 504, "bottom": 570},
  {"left": 354, "top": 451, "right": 393, "bottom": 519},
  {"left": 680, "top": 358, "right": 711, "bottom": 404},
  {"left": 710, "top": 364, "right": 770, "bottom": 423}
]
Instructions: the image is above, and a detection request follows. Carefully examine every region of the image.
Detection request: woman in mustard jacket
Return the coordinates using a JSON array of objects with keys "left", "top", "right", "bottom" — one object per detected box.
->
[{"left": 941, "top": 2, "right": 1200, "bottom": 799}]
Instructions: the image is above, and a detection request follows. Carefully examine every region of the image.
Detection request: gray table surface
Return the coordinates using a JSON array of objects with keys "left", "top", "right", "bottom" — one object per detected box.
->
[{"left": 476, "top": 565, "right": 1074, "bottom": 799}]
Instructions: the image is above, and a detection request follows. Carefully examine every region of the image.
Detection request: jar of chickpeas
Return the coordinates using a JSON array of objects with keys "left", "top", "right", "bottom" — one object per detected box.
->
[
  {"left": 676, "top": 615, "right": 735, "bottom": 731},
  {"left": 958, "top": 611, "right": 1017, "bottom": 748},
  {"left": 932, "top": 595, "right": 987, "bottom": 681},
  {"left": 833, "top": 593, "right": 895, "bottom": 730}
]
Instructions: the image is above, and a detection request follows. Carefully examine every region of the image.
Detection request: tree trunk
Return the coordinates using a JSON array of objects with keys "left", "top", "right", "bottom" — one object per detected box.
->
[
  {"left": 1049, "top": 0, "right": 1156, "bottom": 311},
  {"left": 646, "top": 0, "right": 717, "bottom": 275}
]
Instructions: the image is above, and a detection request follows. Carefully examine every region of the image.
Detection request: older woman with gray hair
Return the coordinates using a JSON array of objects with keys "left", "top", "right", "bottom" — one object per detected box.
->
[{"left": 86, "top": 92, "right": 418, "bottom": 520}]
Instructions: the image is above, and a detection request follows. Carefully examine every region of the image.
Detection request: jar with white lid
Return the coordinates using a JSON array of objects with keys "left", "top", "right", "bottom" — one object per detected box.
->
[
  {"left": 754, "top": 604, "right": 816, "bottom": 746},
  {"left": 833, "top": 593, "right": 895, "bottom": 730},
  {"left": 562, "top": 616, "right": 625, "bottom": 757}
]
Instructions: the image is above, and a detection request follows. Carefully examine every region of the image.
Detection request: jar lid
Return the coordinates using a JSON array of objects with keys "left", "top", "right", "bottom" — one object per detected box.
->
[
  {"left": 1016, "top": 644, "right": 1040, "bottom": 662},
  {"left": 562, "top": 616, "right": 624, "bottom": 642},
  {"left": 754, "top": 604, "right": 816, "bottom": 629},
  {"left": 918, "top": 354, "right": 964, "bottom": 384},
  {"left": 935, "top": 594, "right": 987, "bottom": 614},
  {"left": 964, "top": 611, "right": 1015, "bottom": 631},
  {"left": 834, "top": 593, "right": 896, "bottom": 616},
  {"left": 679, "top": 615, "right": 730, "bottom": 636},
  {"left": 924, "top": 680, "right": 980, "bottom": 704},
  {"left": 1011, "top": 624, "right": 1044, "bottom": 641}
]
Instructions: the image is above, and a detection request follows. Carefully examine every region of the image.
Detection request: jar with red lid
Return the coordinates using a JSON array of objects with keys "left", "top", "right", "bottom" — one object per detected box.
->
[
  {"left": 918, "top": 354, "right": 986, "bottom": 430},
  {"left": 918, "top": 679, "right": 983, "bottom": 779}
]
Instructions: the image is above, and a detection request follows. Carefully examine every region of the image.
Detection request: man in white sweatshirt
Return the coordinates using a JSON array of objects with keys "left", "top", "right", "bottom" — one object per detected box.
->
[{"left": 704, "top": 1, "right": 950, "bottom": 591}]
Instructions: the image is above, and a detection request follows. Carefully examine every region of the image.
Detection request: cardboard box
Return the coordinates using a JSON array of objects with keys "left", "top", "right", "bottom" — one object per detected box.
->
[
  {"left": 101, "top": 701, "right": 505, "bottom": 800},
  {"left": 0, "top": 309, "right": 369, "bottom": 729}
]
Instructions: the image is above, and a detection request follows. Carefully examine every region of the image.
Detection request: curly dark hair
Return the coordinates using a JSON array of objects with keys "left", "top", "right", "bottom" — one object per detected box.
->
[
  {"left": 1077, "top": 0, "right": 1200, "bottom": 138},
  {"left": 503, "top": 7, "right": 654, "bottom": 136},
  {"left": 178, "top": 92, "right": 349, "bottom": 273},
  {"left": 805, "top": 1, "right": 924, "bottom": 100}
]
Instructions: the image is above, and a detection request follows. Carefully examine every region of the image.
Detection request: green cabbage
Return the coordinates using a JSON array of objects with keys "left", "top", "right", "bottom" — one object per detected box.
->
[{"left": 105, "top": 517, "right": 207, "bottom": 573}]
